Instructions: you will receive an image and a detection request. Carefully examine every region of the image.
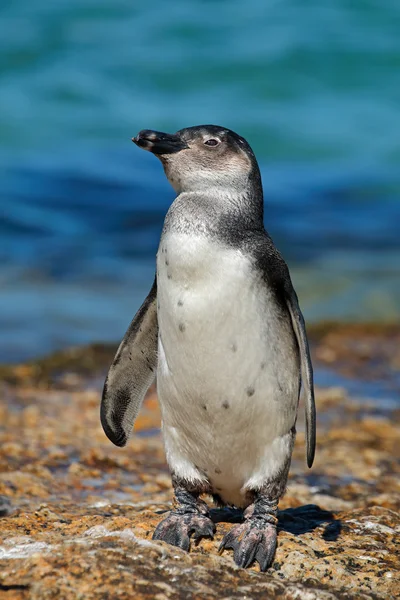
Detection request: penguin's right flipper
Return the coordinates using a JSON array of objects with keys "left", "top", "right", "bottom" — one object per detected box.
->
[{"left": 100, "top": 279, "right": 158, "bottom": 447}]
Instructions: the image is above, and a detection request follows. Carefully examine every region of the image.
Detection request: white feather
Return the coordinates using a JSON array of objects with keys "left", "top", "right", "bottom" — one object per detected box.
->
[{"left": 156, "top": 232, "right": 298, "bottom": 507}]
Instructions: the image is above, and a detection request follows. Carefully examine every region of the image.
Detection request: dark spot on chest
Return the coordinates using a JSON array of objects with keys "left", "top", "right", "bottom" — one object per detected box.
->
[
  {"left": 246, "top": 386, "right": 255, "bottom": 397},
  {"left": 230, "top": 343, "right": 237, "bottom": 352},
  {"left": 179, "top": 322, "right": 186, "bottom": 332},
  {"left": 222, "top": 400, "right": 230, "bottom": 409},
  {"left": 167, "top": 273, "right": 172, "bottom": 280},
  {"left": 214, "top": 468, "right": 222, "bottom": 474},
  {"left": 177, "top": 299, "right": 183, "bottom": 307},
  {"left": 165, "top": 259, "right": 169, "bottom": 266},
  {"left": 260, "top": 362, "right": 266, "bottom": 370},
  {"left": 202, "top": 404, "right": 207, "bottom": 411}
]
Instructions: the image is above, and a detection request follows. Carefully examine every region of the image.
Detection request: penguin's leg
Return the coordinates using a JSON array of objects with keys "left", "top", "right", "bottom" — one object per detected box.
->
[
  {"left": 152, "top": 476, "right": 215, "bottom": 551},
  {"left": 219, "top": 434, "right": 294, "bottom": 571}
]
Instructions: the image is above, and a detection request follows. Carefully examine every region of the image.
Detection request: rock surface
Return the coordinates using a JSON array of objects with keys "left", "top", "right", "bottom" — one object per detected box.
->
[{"left": 0, "top": 325, "right": 399, "bottom": 599}]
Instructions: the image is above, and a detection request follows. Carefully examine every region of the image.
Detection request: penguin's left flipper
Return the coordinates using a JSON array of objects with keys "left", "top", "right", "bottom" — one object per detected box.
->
[
  {"left": 255, "top": 238, "right": 316, "bottom": 467},
  {"left": 284, "top": 283, "right": 316, "bottom": 468},
  {"left": 100, "top": 278, "right": 158, "bottom": 447}
]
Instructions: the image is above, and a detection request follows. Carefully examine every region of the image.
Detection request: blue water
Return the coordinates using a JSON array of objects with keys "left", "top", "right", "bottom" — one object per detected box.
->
[{"left": 1, "top": 1, "right": 400, "bottom": 362}]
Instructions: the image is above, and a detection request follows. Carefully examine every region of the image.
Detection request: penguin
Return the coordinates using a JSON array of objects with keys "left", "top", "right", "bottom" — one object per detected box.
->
[{"left": 101, "top": 125, "right": 316, "bottom": 571}]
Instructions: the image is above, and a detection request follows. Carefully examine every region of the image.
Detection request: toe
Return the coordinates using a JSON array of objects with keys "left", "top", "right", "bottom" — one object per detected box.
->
[
  {"left": 218, "top": 523, "right": 245, "bottom": 552},
  {"left": 233, "top": 529, "right": 262, "bottom": 569},
  {"left": 191, "top": 517, "right": 215, "bottom": 542},
  {"left": 255, "top": 528, "right": 277, "bottom": 571}
]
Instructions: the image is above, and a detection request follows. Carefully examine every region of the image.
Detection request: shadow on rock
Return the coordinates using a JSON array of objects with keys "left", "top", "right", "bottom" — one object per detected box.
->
[
  {"left": 279, "top": 504, "right": 341, "bottom": 540},
  {"left": 210, "top": 506, "right": 244, "bottom": 524},
  {"left": 209, "top": 503, "right": 341, "bottom": 542}
]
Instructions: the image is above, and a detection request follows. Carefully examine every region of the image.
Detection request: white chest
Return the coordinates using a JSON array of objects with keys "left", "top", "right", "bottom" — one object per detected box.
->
[
  {"left": 155, "top": 232, "right": 299, "bottom": 505},
  {"left": 157, "top": 232, "right": 257, "bottom": 348}
]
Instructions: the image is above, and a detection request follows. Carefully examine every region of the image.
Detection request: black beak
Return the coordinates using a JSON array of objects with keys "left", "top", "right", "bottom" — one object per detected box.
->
[{"left": 132, "top": 130, "right": 189, "bottom": 154}]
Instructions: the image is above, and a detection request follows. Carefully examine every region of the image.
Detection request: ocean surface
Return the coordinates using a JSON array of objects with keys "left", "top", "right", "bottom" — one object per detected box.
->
[{"left": 1, "top": 0, "right": 400, "bottom": 363}]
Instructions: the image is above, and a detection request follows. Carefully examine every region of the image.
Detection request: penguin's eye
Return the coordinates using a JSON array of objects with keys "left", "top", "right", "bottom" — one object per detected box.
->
[{"left": 204, "top": 138, "right": 220, "bottom": 147}]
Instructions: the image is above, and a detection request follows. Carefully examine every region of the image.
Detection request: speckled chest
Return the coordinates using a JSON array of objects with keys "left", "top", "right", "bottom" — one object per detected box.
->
[
  {"left": 155, "top": 230, "right": 296, "bottom": 407},
  {"left": 156, "top": 230, "right": 262, "bottom": 362}
]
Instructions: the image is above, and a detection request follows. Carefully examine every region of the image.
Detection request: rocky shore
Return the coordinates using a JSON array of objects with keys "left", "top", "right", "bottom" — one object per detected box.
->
[{"left": 0, "top": 324, "right": 399, "bottom": 599}]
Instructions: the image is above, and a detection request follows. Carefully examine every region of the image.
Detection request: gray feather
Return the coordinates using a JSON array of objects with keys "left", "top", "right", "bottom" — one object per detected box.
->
[
  {"left": 245, "top": 232, "right": 316, "bottom": 468},
  {"left": 101, "top": 279, "right": 158, "bottom": 446},
  {"left": 285, "top": 288, "right": 316, "bottom": 468}
]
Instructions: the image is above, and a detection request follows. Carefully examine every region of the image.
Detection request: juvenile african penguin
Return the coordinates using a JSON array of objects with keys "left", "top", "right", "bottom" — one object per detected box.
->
[{"left": 101, "top": 125, "right": 316, "bottom": 571}]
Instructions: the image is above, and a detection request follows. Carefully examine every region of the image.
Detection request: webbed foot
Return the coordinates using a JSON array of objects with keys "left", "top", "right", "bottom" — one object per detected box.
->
[
  {"left": 153, "top": 511, "right": 215, "bottom": 551},
  {"left": 152, "top": 477, "right": 215, "bottom": 551},
  {"left": 219, "top": 497, "right": 278, "bottom": 571}
]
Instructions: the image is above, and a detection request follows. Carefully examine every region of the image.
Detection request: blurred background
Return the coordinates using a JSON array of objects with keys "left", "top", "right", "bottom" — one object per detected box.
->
[{"left": 1, "top": 0, "right": 399, "bottom": 363}]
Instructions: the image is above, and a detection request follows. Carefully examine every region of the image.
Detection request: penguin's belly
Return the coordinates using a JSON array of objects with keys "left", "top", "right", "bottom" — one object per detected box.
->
[{"left": 156, "top": 233, "right": 299, "bottom": 507}]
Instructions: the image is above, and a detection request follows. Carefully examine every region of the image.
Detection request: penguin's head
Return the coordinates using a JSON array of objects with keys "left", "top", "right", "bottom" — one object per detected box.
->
[{"left": 132, "top": 125, "right": 261, "bottom": 195}]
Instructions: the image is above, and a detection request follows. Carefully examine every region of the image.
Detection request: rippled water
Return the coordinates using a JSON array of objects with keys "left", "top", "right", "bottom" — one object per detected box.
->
[{"left": 1, "top": 1, "right": 399, "bottom": 362}]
